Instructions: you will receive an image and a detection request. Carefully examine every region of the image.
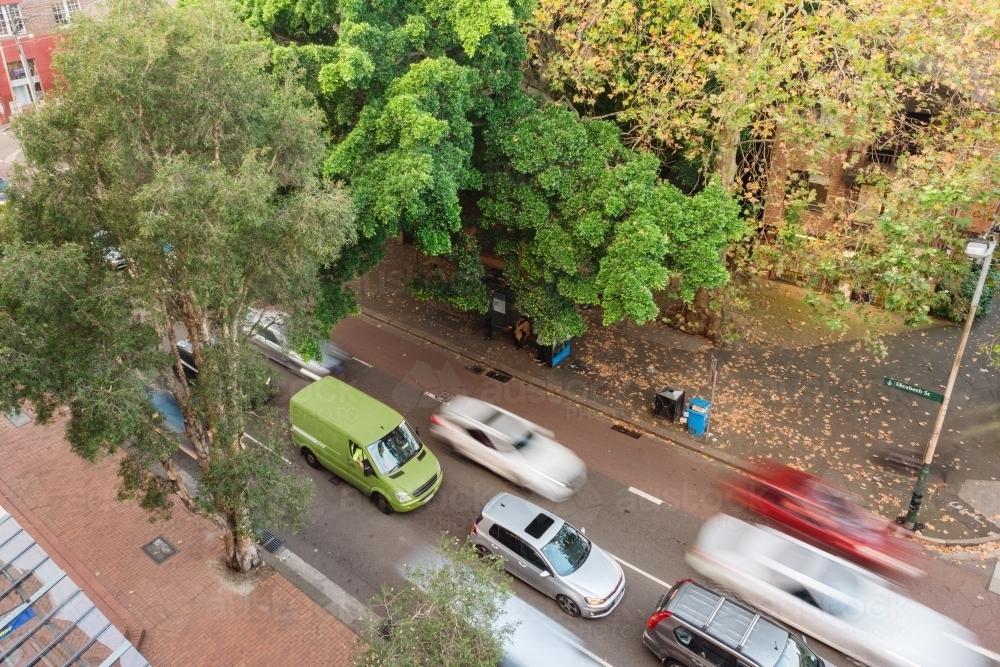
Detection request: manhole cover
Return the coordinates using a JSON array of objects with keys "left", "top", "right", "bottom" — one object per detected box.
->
[
  {"left": 435, "top": 391, "right": 455, "bottom": 403},
  {"left": 3, "top": 410, "right": 31, "bottom": 428},
  {"left": 485, "top": 370, "right": 513, "bottom": 383},
  {"left": 466, "top": 365, "right": 486, "bottom": 375},
  {"left": 611, "top": 424, "right": 642, "bottom": 439},
  {"left": 142, "top": 536, "right": 178, "bottom": 564}
]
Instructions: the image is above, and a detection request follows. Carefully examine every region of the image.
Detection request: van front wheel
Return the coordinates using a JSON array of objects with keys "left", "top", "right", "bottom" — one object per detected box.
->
[
  {"left": 372, "top": 493, "right": 393, "bottom": 515},
  {"left": 301, "top": 448, "right": 321, "bottom": 469}
]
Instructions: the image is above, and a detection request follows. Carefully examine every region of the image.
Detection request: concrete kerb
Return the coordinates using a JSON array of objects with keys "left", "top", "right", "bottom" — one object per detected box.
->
[
  {"left": 259, "top": 547, "right": 373, "bottom": 636},
  {"left": 358, "top": 307, "right": 991, "bottom": 550}
]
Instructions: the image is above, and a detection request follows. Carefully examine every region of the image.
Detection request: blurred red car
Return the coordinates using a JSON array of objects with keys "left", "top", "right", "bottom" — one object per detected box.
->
[{"left": 722, "top": 462, "right": 925, "bottom": 578}]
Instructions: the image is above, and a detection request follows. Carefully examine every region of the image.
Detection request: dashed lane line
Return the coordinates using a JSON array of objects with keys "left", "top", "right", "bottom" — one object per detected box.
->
[
  {"left": 629, "top": 486, "right": 664, "bottom": 505},
  {"left": 610, "top": 554, "right": 672, "bottom": 589}
]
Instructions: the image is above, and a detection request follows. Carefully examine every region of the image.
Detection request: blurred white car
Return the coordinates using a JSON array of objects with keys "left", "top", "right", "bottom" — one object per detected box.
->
[
  {"left": 429, "top": 396, "right": 586, "bottom": 501},
  {"left": 245, "top": 308, "right": 348, "bottom": 378},
  {"left": 687, "top": 514, "right": 989, "bottom": 667}
]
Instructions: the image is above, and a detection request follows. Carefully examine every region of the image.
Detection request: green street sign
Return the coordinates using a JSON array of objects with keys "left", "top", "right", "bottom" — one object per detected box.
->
[{"left": 883, "top": 377, "right": 944, "bottom": 404}]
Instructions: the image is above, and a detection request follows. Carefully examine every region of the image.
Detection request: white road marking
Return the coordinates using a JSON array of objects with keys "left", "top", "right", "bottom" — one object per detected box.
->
[
  {"left": 629, "top": 486, "right": 664, "bottom": 505},
  {"left": 944, "top": 633, "right": 1000, "bottom": 663},
  {"left": 563, "top": 638, "right": 616, "bottom": 667},
  {"left": 611, "top": 554, "right": 672, "bottom": 589},
  {"left": 352, "top": 356, "right": 373, "bottom": 368},
  {"left": 424, "top": 391, "right": 441, "bottom": 401},
  {"left": 299, "top": 367, "right": 322, "bottom": 381}
]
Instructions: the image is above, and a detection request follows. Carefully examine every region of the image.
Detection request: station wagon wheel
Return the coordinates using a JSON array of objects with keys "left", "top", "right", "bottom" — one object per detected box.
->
[
  {"left": 475, "top": 545, "right": 491, "bottom": 558},
  {"left": 372, "top": 493, "right": 393, "bottom": 515},
  {"left": 301, "top": 448, "right": 321, "bottom": 469},
  {"left": 556, "top": 595, "right": 580, "bottom": 617}
]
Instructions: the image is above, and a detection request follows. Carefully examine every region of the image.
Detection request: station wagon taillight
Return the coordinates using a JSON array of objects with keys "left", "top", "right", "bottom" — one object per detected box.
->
[
  {"left": 471, "top": 512, "right": 483, "bottom": 534},
  {"left": 646, "top": 610, "right": 672, "bottom": 630}
]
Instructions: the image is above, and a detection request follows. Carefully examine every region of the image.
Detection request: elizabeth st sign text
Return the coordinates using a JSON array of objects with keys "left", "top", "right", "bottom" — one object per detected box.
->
[{"left": 883, "top": 377, "right": 945, "bottom": 404}]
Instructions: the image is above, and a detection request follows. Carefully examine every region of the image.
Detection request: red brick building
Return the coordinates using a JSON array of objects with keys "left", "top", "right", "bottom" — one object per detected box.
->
[{"left": 0, "top": 0, "right": 90, "bottom": 122}]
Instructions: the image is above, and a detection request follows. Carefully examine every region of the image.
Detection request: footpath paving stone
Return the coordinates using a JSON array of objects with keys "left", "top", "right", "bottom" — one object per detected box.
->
[{"left": 0, "top": 411, "right": 356, "bottom": 667}]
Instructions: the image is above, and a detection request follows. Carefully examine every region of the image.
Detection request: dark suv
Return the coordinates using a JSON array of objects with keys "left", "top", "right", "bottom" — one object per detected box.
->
[{"left": 643, "top": 579, "right": 830, "bottom": 667}]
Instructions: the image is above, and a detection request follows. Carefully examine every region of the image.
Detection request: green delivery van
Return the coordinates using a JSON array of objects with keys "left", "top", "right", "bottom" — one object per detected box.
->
[{"left": 290, "top": 376, "right": 442, "bottom": 514}]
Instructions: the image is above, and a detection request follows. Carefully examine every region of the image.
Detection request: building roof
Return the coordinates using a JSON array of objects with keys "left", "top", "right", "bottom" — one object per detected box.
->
[{"left": 0, "top": 508, "right": 150, "bottom": 667}]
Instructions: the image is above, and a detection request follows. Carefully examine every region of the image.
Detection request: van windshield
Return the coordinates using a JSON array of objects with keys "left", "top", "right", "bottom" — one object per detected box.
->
[{"left": 367, "top": 421, "right": 422, "bottom": 475}]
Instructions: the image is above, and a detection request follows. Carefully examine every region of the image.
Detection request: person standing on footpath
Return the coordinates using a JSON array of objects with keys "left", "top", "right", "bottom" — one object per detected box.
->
[{"left": 484, "top": 310, "right": 493, "bottom": 340}]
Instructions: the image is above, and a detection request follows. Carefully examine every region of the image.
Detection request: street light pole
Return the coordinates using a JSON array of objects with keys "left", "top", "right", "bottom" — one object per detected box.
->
[{"left": 902, "top": 237, "right": 997, "bottom": 530}]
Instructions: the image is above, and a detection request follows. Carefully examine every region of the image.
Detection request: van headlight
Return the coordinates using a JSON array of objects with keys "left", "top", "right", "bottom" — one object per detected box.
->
[
  {"left": 395, "top": 491, "right": 412, "bottom": 502},
  {"left": 584, "top": 596, "right": 606, "bottom": 606}
]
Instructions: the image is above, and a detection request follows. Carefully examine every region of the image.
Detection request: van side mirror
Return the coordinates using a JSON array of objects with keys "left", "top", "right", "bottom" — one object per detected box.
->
[
  {"left": 363, "top": 461, "right": 374, "bottom": 477},
  {"left": 539, "top": 571, "right": 551, "bottom": 578}
]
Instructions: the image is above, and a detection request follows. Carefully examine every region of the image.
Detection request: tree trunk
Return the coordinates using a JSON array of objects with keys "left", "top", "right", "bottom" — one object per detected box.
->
[
  {"left": 224, "top": 515, "right": 261, "bottom": 573},
  {"left": 713, "top": 126, "right": 741, "bottom": 194},
  {"left": 226, "top": 533, "right": 260, "bottom": 573},
  {"left": 684, "top": 286, "right": 727, "bottom": 346},
  {"left": 161, "top": 456, "right": 197, "bottom": 510}
]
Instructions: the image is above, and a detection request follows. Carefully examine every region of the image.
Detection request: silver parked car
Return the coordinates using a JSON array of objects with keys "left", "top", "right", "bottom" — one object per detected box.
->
[
  {"left": 430, "top": 396, "right": 586, "bottom": 502},
  {"left": 687, "top": 514, "right": 988, "bottom": 667},
  {"left": 471, "top": 492, "right": 625, "bottom": 618},
  {"left": 245, "top": 308, "right": 348, "bottom": 378}
]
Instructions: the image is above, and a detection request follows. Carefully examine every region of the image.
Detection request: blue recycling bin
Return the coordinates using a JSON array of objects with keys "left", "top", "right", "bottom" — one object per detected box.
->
[{"left": 687, "top": 397, "right": 711, "bottom": 437}]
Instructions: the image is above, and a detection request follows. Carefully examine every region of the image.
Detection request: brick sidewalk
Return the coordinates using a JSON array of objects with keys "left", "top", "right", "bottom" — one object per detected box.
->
[{"left": 0, "top": 410, "right": 356, "bottom": 666}]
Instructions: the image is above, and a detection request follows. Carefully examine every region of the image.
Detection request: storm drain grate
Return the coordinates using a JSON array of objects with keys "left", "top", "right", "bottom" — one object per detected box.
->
[
  {"left": 258, "top": 530, "right": 286, "bottom": 554},
  {"left": 466, "top": 365, "right": 486, "bottom": 375},
  {"left": 485, "top": 369, "right": 513, "bottom": 383},
  {"left": 435, "top": 391, "right": 455, "bottom": 403},
  {"left": 611, "top": 424, "right": 642, "bottom": 439}
]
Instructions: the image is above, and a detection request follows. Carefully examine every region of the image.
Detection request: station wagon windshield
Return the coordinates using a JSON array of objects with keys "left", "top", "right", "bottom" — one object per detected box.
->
[
  {"left": 540, "top": 523, "right": 591, "bottom": 576},
  {"left": 367, "top": 421, "right": 422, "bottom": 475}
]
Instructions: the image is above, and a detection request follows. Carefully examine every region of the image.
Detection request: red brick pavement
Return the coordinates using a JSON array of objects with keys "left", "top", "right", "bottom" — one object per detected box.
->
[{"left": 0, "top": 409, "right": 356, "bottom": 666}]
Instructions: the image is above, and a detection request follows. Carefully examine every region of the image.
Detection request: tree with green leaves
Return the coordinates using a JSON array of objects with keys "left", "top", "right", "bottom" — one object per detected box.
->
[
  {"left": 0, "top": 0, "right": 354, "bottom": 572},
  {"left": 247, "top": 0, "right": 746, "bottom": 342},
  {"left": 242, "top": 0, "right": 535, "bottom": 328},
  {"left": 353, "top": 536, "right": 516, "bottom": 667},
  {"left": 479, "top": 103, "right": 746, "bottom": 343},
  {"left": 530, "top": 0, "right": 1000, "bottom": 337}
]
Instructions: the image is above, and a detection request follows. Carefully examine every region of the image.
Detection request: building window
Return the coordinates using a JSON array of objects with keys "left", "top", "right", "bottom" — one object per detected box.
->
[
  {"left": 52, "top": 0, "right": 81, "bottom": 25},
  {"left": 0, "top": 4, "right": 24, "bottom": 36},
  {"left": 7, "top": 59, "right": 36, "bottom": 81},
  {"left": 788, "top": 170, "right": 829, "bottom": 211}
]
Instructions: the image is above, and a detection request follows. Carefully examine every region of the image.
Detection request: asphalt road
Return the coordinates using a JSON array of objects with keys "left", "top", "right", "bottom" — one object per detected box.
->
[
  {"left": 247, "top": 318, "right": 856, "bottom": 667},
  {"left": 177, "top": 315, "right": 1000, "bottom": 667}
]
